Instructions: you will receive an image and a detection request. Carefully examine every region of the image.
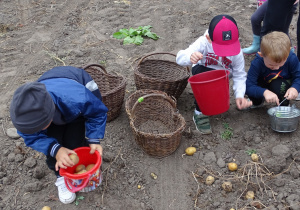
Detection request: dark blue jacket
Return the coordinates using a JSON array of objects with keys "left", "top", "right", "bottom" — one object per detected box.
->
[
  {"left": 246, "top": 52, "right": 300, "bottom": 98},
  {"left": 18, "top": 66, "right": 108, "bottom": 158}
]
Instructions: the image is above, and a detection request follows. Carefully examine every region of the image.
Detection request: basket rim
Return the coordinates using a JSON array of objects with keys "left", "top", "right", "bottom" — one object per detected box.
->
[{"left": 130, "top": 112, "right": 186, "bottom": 136}]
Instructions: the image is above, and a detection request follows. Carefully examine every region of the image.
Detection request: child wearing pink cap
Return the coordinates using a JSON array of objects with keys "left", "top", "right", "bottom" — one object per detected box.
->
[{"left": 176, "top": 15, "right": 252, "bottom": 134}]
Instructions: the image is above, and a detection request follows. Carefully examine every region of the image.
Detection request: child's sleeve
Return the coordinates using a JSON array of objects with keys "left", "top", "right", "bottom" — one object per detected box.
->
[
  {"left": 231, "top": 52, "right": 247, "bottom": 99},
  {"left": 246, "top": 58, "right": 267, "bottom": 98},
  {"left": 290, "top": 54, "right": 300, "bottom": 92},
  {"left": 18, "top": 131, "right": 62, "bottom": 158},
  {"left": 176, "top": 34, "right": 207, "bottom": 66}
]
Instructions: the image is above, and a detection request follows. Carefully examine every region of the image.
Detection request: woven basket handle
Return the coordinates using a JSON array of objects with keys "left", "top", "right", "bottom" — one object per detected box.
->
[
  {"left": 130, "top": 93, "right": 177, "bottom": 118},
  {"left": 137, "top": 52, "right": 189, "bottom": 72},
  {"left": 82, "top": 64, "right": 108, "bottom": 74}
]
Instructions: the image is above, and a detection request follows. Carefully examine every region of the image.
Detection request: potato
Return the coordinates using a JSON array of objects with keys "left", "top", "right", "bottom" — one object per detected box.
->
[
  {"left": 185, "top": 147, "right": 196, "bottom": 156},
  {"left": 86, "top": 164, "right": 95, "bottom": 171},
  {"left": 42, "top": 206, "right": 51, "bottom": 210},
  {"left": 75, "top": 164, "right": 85, "bottom": 173},
  {"left": 75, "top": 169, "right": 87, "bottom": 174},
  {"left": 228, "top": 162, "right": 238, "bottom": 171},
  {"left": 69, "top": 154, "right": 79, "bottom": 165},
  {"left": 205, "top": 175, "right": 215, "bottom": 185},
  {"left": 251, "top": 154, "right": 259, "bottom": 162},
  {"left": 221, "top": 181, "right": 232, "bottom": 192},
  {"left": 245, "top": 191, "right": 255, "bottom": 200}
]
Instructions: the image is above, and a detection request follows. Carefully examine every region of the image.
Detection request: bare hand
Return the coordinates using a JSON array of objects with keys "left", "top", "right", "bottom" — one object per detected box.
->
[
  {"left": 55, "top": 147, "right": 77, "bottom": 171},
  {"left": 263, "top": 90, "right": 279, "bottom": 105},
  {"left": 284, "top": 87, "right": 298, "bottom": 100},
  {"left": 190, "top": 52, "right": 203, "bottom": 64},
  {"left": 236, "top": 98, "right": 252, "bottom": 110},
  {"left": 89, "top": 144, "right": 103, "bottom": 156}
]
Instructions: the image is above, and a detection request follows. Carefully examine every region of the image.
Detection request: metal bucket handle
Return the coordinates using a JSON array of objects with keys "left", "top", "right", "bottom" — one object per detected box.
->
[{"left": 201, "top": 55, "right": 231, "bottom": 79}]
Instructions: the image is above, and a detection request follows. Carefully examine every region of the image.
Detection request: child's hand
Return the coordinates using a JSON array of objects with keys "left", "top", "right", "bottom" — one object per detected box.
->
[
  {"left": 284, "top": 87, "right": 298, "bottom": 100},
  {"left": 263, "top": 90, "right": 280, "bottom": 105},
  {"left": 190, "top": 52, "right": 203, "bottom": 64},
  {"left": 55, "top": 147, "right": 77, "bottom": 171},
  {"left": 235, "top": 98, "right": 252, "bottom": 110},
  {"left": 89, "top": 144, "right": 103, "bottom": 156}
]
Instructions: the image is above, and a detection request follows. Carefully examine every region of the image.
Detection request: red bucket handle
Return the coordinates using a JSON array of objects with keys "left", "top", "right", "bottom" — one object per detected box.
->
[{"left": 64, "top": 174, "right": 91, "bottom": 193}]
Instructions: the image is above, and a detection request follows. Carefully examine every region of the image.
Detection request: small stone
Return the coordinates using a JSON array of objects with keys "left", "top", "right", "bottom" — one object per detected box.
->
[
  {"left": 217, "top": 158, "right": 226, "bottom": 168},
  {"left": 6, "top": 128, "right": 20, "bottom": 139},
  {"left": 7, "top": 153, "right": 15, "bottom": 162},
  {"left": 24, "top": 181, "right": 43, "bottom": 192},
  {"left": 15, "top": 154, "right": 24, "bottom": 162},
  {"left": 24, "top": 157, "right": 37, "bottom": 168}
]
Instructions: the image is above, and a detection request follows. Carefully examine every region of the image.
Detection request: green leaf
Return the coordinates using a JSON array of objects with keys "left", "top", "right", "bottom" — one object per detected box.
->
[
  {"left": 133, "top": 35, "right": 144, "bottom": 45},
  {"left": 144, "top": 31, "right": 159, "bottom": 40},
  {"left": 142, "top": 25, "right": 152, "bottom": 30},
  {"left": 75, "top": 200, "right": 79, "bottom": 206},
  {"left": 113, "top": 31, "right": 127, "bottom": 39},
  {"left": 128, "top": 28, "right": 138, "bottom": 36},
  {"left": 77, "top": 196, "right": 85, "bottom": 200},
  {"left": 123, "top": 36, "right": 135, "bottom": 45},
  {"left": 119, "top": 28, "right": 129, "bottom": 35}
]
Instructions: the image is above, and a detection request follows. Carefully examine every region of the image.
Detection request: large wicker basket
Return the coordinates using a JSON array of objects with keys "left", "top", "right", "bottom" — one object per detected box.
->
[
  {"left": 83, "top": 64, "right": 126, "bottom": 122},
  {"left": 129, "top": 93, "right": 186, "bottom": 158},
  {"left": 134, "top": 52, "right": 190, "bottom": 99},
  {"left": 125, "top": 89, "right": 173, "bottom": 118}
]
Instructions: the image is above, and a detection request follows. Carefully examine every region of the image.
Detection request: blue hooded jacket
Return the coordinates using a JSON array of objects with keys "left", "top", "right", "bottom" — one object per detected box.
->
[{"left": 17, "top": 66, "right": 108, "bottom": 158}]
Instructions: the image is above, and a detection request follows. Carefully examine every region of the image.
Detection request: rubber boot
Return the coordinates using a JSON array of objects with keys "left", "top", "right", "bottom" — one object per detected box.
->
[{"left": 242, "top": 35, "right": 260, "bottom": 55}]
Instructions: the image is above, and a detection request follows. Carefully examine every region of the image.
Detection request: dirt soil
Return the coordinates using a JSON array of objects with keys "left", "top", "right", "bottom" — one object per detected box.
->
[{"left": 1, "top": 0, "right": 300, "bottom": 210}]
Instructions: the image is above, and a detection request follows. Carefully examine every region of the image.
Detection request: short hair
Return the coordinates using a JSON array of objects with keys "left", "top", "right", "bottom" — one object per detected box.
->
[{"left": 260, "top": 31, "right": 291, "bottom": 63}]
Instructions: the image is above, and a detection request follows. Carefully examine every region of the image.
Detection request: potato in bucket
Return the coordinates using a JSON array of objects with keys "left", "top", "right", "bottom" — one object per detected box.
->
[{"left": 59, "top": 147, "right": 102, "bottom": 193}]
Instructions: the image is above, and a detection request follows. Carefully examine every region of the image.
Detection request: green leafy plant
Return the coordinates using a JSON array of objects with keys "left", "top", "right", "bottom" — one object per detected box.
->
[
  {"left": 75, "top": 196, "right": 85, "bottom": 206},
  {"left": 113, "top": 25, "right": 159, "bottom": 45},
  {"left": 220, "top": 122, "right": 233, "bottom": 140},
  {"left": 245, "top": 149, "right": 257, "bottom": 155}
]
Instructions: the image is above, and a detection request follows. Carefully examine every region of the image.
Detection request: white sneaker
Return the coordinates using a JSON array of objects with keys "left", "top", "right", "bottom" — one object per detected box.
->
[{"left": 55, "top": 177, "right": 76, "bottom": 204}]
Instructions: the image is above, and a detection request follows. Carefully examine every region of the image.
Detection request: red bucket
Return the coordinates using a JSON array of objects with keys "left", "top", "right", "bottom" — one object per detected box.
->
[
  {"left": 59, "top": 147, "right": 102, "bottom": 193},
  {"left": 188, "top": 69, "right": 230, "bottom": 116}
]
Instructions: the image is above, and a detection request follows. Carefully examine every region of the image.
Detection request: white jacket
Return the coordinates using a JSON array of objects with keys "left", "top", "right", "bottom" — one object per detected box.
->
[{"left": 176, "top": 30, "right": 246, "bottom": 99}]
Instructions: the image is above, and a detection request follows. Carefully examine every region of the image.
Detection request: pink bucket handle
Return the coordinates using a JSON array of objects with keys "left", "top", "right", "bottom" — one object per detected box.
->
[{"left": 64, "top": 174, "right": 91, "bottom": 193}]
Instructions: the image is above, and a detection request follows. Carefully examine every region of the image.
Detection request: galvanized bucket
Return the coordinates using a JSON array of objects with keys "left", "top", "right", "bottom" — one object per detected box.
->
[{"left": 267, "top": 106, "right": 300, "bottom": 132}]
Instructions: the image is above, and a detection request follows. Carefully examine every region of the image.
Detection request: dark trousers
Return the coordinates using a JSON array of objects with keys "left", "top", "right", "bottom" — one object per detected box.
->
[
  {"left": 261, "top": 0, "right": 296, "bottom": 37},
  {"left": 252, "top": 1, "right": 297, "bottom": 36},
  {"left": 192, "top": 64, "right": 214, "bottom": 112},
  {"left": 46, "top": 117, "right": 88, "bottom": 176},
  {"left": 248, "top": 78, "right": 291, "bottom": 106}
]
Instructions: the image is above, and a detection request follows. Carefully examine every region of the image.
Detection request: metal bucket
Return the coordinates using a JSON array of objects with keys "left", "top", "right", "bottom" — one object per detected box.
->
[{"left": 267, "top": 106, "right": 300, "bottom": 132}]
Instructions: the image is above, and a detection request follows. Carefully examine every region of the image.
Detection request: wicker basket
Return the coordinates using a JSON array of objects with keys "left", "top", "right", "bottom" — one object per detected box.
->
[
  {"left": 83, "top": 64, "right": 126, "bottom": 122},
  {"left": 134, "top": 52, "right": 190, "bottom": 99},
  {"left": 125, "top": 89, "right": 173, "bottom": 118},
  {"left": 129, "top": 93, "right": 186, "bottom": 158}
]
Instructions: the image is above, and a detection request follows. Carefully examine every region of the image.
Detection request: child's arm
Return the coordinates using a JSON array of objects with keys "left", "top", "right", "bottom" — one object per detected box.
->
[
  {"left": 176, "top": 33, "right": 207, "bottom": 66},
  {"left": 287, "top": 53, "right": 300, "bottom": 99},
  {"left": 246, "top": 57, "right": 267, "bottom": 98}
]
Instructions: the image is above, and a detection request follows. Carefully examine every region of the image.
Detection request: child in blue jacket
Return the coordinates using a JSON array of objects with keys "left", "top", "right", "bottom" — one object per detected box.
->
[
  {"left": 10, "top": 66, "right": 108, "bottom": 204},
  {"left": 246, "top": 32, "right": 300, "bottom": 107}
]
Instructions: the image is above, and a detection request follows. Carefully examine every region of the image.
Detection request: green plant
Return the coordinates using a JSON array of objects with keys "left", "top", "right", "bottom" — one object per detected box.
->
[
  {"left": 245, "top": 149, "right": 257, "bottom": 155},
  {"left": 113, "top": 25, "right": 159, "bottom": 45},
  {"left": 75, "top": 196, "right": 84, "bottom": 206},
  {"left": 220, "top": 122, "right": 233, "bottom": 140}
]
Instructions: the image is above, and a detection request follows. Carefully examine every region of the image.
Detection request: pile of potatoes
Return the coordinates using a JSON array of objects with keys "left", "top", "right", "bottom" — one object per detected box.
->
[{"left": 69, "top": 154, "right": 95, "bottom": 174}]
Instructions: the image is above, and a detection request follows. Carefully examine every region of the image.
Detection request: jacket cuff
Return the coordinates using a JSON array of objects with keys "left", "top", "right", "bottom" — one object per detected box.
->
[
  {"left": 87, "top": 138, "right": 100, "bottom": 144},
  {"left": 50, "top": 143, "right": 62, "bottom": 158}
]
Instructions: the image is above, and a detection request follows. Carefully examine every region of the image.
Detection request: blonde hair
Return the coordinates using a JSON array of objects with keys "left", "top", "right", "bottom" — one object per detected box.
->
[{"left": 260, "top": 31, "right": 291, "bottom": 63}]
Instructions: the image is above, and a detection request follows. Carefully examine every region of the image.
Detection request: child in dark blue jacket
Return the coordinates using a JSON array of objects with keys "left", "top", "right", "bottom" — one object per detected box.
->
[
  {"left": 10, "top": 66, "right": 108, "bottom": 204},
  {"left": 246, "top": 31, "right": 300, "bottom": 107}
]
